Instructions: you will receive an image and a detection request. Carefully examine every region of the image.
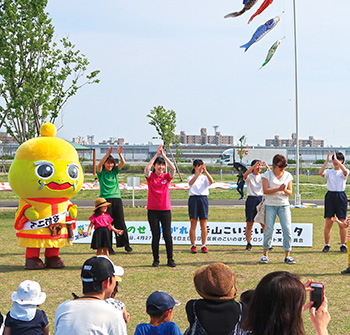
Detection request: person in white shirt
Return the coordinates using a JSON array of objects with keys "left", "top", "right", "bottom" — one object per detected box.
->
[
  {"left": 243, "top": 160, "right": 270, "bottom": 251},
  {"left": 188, "top": 159, "right": 214, "bottom": 254},
  {"left": 319, "top": 151, "right": 349, "bottom": 253},
  {"left": 54, "top": 256, "right": 127, "bottom": 335},
  {"left": 260, "top": 154, "right": 294, "bottom": 264}
]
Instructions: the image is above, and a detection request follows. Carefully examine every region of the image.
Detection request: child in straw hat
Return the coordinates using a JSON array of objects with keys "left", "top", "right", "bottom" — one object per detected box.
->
[{"left": 86, "top": 198, "right": 124, "bottom": 257}]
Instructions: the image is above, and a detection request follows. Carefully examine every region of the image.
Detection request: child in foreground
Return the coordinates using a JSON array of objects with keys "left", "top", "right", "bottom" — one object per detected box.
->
[
  {"left": 135, "top": 291, "right": 182, "bottom": 335},
  {"left": 105, "top": 265, "right": 130, "bottom": 324},
  {"left": 3, "top": 280, "right": 49, "bottom": 335},
  {"left": 86, "top": 197, "right": 124, "bottom": 257}
]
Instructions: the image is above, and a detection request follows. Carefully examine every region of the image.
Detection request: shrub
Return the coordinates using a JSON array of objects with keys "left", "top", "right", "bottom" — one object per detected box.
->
[{"left": 314, "top": 159, "right": 326, "bottom": 164}]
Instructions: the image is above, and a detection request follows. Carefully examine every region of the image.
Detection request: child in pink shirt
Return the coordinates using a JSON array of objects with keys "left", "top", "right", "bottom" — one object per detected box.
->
[{"left": 86, "top": 198, "right": 123, "bottom": 258}]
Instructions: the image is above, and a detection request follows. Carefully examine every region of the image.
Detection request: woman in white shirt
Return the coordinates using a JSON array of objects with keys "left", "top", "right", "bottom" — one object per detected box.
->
[
  {"left": 261, "top": 154, "right": 294, "bottom": 264},
  {"left": 188, "top": 159, "right": 214, "bottom": 254},
  {"left": 243, "top": 159, "right": 270, "bottom": 251}
]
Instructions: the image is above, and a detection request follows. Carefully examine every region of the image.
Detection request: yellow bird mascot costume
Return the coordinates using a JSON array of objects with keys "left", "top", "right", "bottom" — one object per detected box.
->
[{"left": 8, "top": 123, "right": 83, "bottom": 270}]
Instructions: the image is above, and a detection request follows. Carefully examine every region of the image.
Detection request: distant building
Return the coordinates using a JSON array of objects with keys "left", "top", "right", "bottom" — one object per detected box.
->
[
  {"left": 0, "top": 131, "right": 16, "bottom": 144},
  {"left": 177, "top": 128, "right": 233, "bottom": 145},
  {"left": 265, "top": 133, "right": 324, "bottom": 147},
  {"left": 99, "top": 137, "right": 125, "bottom": 145}
]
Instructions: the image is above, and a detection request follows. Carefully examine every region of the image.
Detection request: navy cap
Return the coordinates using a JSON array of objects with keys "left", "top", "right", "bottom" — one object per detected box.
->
[{"left": 146, "top": 291, "right": 180, "bottom": 314}]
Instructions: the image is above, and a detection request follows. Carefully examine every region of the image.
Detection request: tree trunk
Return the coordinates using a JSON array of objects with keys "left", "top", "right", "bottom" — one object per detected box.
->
[{"left": 168, "top": 147, "right": 183, "bottom": 182}]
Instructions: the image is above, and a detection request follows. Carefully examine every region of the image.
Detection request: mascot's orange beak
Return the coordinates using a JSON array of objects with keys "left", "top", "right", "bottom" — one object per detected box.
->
[{"left": 46, "top": 182, "right": 72, "bottom": 191}]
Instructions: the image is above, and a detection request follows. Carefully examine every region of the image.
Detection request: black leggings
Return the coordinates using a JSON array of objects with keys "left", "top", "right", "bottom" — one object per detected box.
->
[
  {"left": 106, "top": 197, "right": 130, "bottom": 248},
  {"left": 147, "top": 210, "right": 173, "bottom": 261}
]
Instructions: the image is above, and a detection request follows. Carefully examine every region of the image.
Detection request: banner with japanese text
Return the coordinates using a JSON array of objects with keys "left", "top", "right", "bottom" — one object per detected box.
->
[{"left": 73, "top": 221, "right": 313, "bottom": 247}]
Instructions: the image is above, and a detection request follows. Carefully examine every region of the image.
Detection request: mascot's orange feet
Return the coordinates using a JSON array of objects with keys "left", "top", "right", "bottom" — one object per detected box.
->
[
  {"left": 45, "top": 256, "right": 65, "bottom": 269},
  {"left": 25, "top": 257, "right": 45, "bottom": 270}
]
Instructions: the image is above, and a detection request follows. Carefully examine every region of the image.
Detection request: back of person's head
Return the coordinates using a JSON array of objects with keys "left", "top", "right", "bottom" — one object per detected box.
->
[
  {"left": 81, "top": 256, "right": 124, "bottom": 294},
  {"left": 240, "top": 289, "right": 255, "bottom": 305},
  {"left": 192, "top": 159, "right": 204, "bottom": 173},
  {"left": 273, "top": 154, "right": 287, "bottom": 168},
  {"left": 333, "top": 152, "right": 345, "bottom": 163},
  {"left": 244, "top": 271, "right": 306, "bottom": 335},
  {"left": 146, "top": 291, "right": 179, "bottom": 319},
  {"left": 193, "top": 262, "right": 237, "bottom": 300}
]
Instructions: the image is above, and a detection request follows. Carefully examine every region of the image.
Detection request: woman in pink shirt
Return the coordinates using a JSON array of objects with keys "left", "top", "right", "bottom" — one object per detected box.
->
[{"left": 145, "top": 145, "right": 176, "bottom": 267}]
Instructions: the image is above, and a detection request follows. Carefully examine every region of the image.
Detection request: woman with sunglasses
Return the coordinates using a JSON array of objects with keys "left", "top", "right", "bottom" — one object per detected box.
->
[{"left": 260, "top": 154, "right": 295, "bottom": 264}]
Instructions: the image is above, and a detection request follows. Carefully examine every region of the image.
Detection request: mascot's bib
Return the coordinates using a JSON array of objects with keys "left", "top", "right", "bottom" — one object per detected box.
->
[{"left": 21, "top": 211, "right": 67, "bottom": 230}]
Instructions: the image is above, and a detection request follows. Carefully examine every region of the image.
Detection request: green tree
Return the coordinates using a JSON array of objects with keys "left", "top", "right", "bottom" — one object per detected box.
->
[
  {"left": 0, "top": 0, "right": 100, "bottom": 144},
  {"left": 147, "top": 105, "right": 182, "bottom": 180},
  {"left": 147, "top": 105, "right": 177, "bottom": 148}
]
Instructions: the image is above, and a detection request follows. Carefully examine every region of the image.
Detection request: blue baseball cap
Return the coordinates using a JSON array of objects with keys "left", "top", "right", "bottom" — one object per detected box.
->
[{"left": 146, "top": 291, "right": 180, "bottom": 314}]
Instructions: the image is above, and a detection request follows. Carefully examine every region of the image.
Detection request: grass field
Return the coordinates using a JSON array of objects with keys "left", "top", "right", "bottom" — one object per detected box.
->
[{"left": 1, "top": 207, "right": 350, "bottom": 334}]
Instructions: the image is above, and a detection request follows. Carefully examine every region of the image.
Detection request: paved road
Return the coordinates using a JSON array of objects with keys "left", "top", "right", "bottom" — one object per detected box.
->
[{"left": 0, "top": 199, "right": 324, "bottom": 208}]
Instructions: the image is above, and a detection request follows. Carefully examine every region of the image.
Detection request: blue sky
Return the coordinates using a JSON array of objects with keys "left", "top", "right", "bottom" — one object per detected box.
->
[{"left": 46, "top": 0, "right": 350, "bottom": 147}]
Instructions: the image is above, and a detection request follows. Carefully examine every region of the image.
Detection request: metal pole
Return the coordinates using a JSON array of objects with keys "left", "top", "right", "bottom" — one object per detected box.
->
[{"left": 293, "top": 0, "right": 301, "bottom": 206}]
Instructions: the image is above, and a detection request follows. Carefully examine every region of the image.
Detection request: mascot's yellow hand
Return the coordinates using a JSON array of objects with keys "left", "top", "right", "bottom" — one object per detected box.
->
[
  {"left": 24, "top": 206, "right": 40, "bottom": 221},
  {"left": 69, "top": 205, "right": 78, "bottom": 219}
]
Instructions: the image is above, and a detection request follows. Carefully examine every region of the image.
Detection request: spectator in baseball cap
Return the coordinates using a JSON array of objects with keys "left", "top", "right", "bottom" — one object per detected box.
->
[
  {"left": 54, "top": 256, "right": 127, "bottom": 335},
  {"left": 135, "top": 291, "right": 181, "bottom": 335}
]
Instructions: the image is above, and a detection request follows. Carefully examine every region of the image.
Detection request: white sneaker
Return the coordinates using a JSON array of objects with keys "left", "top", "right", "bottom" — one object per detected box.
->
[
  {"left": 284, "top": 256, "right": 296, "bottom": 264},
  {"left": 260, "top": 255, "right": 269, "bottom": 264}
]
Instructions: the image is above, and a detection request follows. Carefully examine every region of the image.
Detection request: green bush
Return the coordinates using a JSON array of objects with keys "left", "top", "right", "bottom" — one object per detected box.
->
[{"left": 314, "top": 159, "right": 326, "bottom": 164}]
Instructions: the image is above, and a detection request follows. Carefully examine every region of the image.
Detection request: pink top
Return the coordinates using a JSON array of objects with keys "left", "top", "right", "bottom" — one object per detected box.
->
[
  {"left": 146, "top": 172, "right": 173, "bottom": 210},
  {"left": 89, "top": 213, "right": 113, "bottom": 229}
]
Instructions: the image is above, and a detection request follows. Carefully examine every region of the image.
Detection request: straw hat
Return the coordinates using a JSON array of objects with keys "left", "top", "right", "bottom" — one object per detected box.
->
[
  {"left": 193, "top": 262, "right": 237, "bottom": 300},
  {"left": 94, "top": 197, "right": 111, "bottom": 211}
]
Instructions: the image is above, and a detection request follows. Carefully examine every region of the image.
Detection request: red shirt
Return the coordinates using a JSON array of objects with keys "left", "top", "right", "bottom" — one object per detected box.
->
[{"left": 146, "top": 172, "right": 173, "bottom": 210}]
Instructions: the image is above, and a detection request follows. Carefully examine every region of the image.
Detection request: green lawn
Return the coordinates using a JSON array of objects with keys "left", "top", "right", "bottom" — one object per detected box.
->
[{"left": 0, "top": 207, "right": 349, "bottom": 334}]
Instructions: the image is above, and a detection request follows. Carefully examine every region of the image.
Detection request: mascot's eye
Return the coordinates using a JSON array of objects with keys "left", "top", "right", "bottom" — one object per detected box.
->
[
  {"left": 35, "top": 164, "right": 55, "bottom": 179},
  {"left": 67, "top": 164, "right": 80, "bottom": 180}
]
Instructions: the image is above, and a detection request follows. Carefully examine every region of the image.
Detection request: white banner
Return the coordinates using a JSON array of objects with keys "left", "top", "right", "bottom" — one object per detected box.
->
[{"left": 73, "top": 221, "right": 313, "bottom": 247}]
